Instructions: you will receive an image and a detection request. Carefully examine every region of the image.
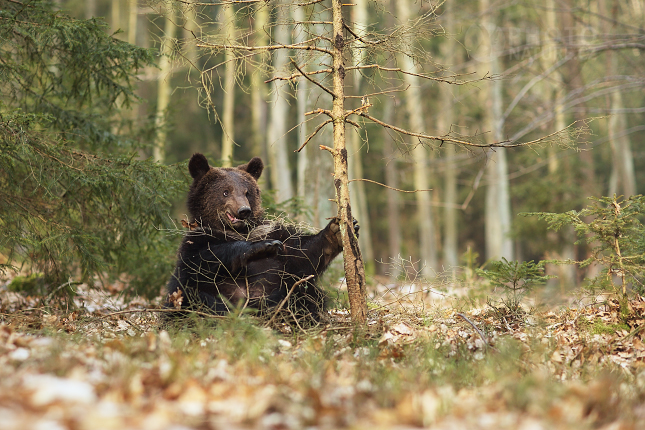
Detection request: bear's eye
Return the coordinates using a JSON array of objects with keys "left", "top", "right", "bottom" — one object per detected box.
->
[{"left": 223, "top": 191, "right": 229, "bottom": 197}]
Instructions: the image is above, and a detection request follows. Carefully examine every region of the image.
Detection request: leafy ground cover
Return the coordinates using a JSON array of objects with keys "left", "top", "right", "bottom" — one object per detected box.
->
[{"left": 0, "top": 277, "right": 644, "bottom": 430}]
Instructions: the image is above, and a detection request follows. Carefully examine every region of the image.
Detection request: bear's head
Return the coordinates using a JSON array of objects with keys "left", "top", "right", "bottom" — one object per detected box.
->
[{"left": 186, "top": 153, "right": 264, "bottom": 231}]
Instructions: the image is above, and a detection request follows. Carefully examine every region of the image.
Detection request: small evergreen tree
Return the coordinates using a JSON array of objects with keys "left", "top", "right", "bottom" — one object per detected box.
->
[
  {"left": 528, "top": 195, "right": 645, "bottom": 297},
  {"left": 0, "top": 0, "right": 184, "bottom": 298}
]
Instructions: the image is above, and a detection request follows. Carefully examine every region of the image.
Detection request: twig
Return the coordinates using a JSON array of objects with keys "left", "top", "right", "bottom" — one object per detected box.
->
[
  {"left": 295, "top": 119, "right": 332, "bottom": 152},
  {"left": 359, "top": 112, "right": 564, "bottom": 148},
  {"left": 346, "top": 64, "right": 489, "bottom": 85},
  {"left": 265, "top": 68, "right": 331, "bottom": 84},
  {"left": 348, "top": 178, "right": 432, "bottom": 193},
  {"left": 456, "top": 313, "right": 489, "bottom": 348},
  {"left": 264, "top": 275, "right": 315, "bottom": 327},
  {"left": 291, "top": 59, "right": 335, "bottom": 98}
]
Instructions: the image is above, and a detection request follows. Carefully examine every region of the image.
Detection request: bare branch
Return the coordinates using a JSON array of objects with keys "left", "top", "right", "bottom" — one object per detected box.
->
[
  {"left": 349, "top": 178, "right": 432, "bottom": 193},
  {"left": 196, "top": 39, "right": 333, "bottom": 56},
  {"left": 264, "top": 275, "right": 315, "bottom": 328},
  {"left": 295, "top": 119, "right": 332, "bottom": 153},
  {"left": 291, "top": 60, "right": 335, "bottom": 98},
  {"left": 345, "top": 85, "right": 409, "bottom": 98},
  {"left": 358, "top": 112, "right": 581, "bottom": 149},
  {"left": 346, "top": 64, "right": 490, "bottom": 85},
  {"left": 306, "top": 108, "right": 332, "bottom": 118},
  {"left": 265, "top": 68, "right": 331, "bottom": 84}
]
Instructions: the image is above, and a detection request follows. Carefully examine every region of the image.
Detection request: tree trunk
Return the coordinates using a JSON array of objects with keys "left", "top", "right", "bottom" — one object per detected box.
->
[
  {"left": 153, "top": 6, "right": 175, "bottom": 163},
  {"left": 267, "top": 0, "right": 293, "bottom": 202},
  {"left": 479, "top": 0, "right": 513, "bottom": 261},
  {"left": 561, "top": 0, "right": 596, "bottom": 197},
  {"left": 439, "top": 1, "right": 458, "bottom": 272},
  {"left": 294, "top": 5, "right": 308, "bottom": 205},
  {"left": 348, "top": 0, "right": 375, "bottom": 273},
  {"left": 396, "top": 0, "right": 436, "bottom": 277},
  {"left": 330, "top": 0, "right": 367, "bottom": 325},
  {"left": 606, "top": 0, "right": 636, "bottom": 197},
  {"left": 85, "top": 0, "right": 96, "bottom": 19},
  {"left": 250, "top": 3, "right": 269, "bottom": 187},
  {"left": 382, "top": 97, "right": 401, "bottom": 281},
  {"left": 128, "top": 0, "right": 138, "bottom": 46},
  {"left": 220, "top": 4, "right": 236, "bottom": 167}
]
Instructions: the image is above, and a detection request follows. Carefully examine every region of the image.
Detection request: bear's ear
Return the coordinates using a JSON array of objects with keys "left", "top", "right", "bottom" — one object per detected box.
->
[
  {"left": 188, "top": 153, "right": 211, "bottom": 180},
  {"left": 237, "top": 157, "right": 263, "bottom": 180}
]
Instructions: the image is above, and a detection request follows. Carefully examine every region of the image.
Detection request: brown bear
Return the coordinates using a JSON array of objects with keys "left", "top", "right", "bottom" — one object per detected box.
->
[{"left": 166, "top": 153, "right": 358, "bottom": 320}]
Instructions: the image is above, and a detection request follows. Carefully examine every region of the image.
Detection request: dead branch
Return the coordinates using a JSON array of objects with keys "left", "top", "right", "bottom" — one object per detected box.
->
[
  {"left": 264, "top": 275, "right": 315, "bottom": 327},
  {"left": 196, "top": 39, "right": 333, "bottom": 56},
  {"left": 358, "top": 112, "right": 572, "bottom": 148},
  {"left": 295, "top": 119, "right": 332, "bottom": 152},
  {"left": 291, "top": 60, "right": 335, "bottom": 98},
  {"left": 349, "top": 178, "right": 432, "bottom": 193},
  {"left": 346, "top": 64, "right": 489, "bottom": 85},
  {"left": 265, "top": 68, "right": 331, "bottom": 83},
  {"left": 344, "top": 85, "right": 409, "bottom": 98},
  {"left": 305, "top": 108, "right": 332, "bottom": 117},
  {"left": 456, "top": 313, "right": 489, "bottom": 348}
]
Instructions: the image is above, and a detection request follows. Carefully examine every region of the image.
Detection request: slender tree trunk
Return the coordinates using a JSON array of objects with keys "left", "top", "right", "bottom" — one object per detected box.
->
[
  {"left": 85, "top": 0, "right": 96, "bottom": 19},
  {"left": 250, "top": 3, "right": 269, "bottom": 187},
  {"left": 382, "top": 95, "right": 401, "bottom": 281},
  {"left": 347, "top": 0, "right": 375, "bottom": 273},
  {"left": 153, "top": 6, "right": 176, "bottom": 163},
  {"left": 294, "top": 5, "right": 308, "bottom": 204},
  {"left": 542, "top": 0, "right": 576, "bottom": 289},
  {"left": 267, "top": 0, "right": 293, "bottom": 202},
  {"left": 606, "top": 0, "right": 636, "bottom": 197},
  {"left": 182, "top": 2, "right": 199, "bottom": 68},
  {"left": 396, "top": 0, "right": 436, "bottom": 278},
  {"left": 111, "top": 0, "right": 121, "bottom": 37},
  {"left": 440, "top": 1, "right": 458, "bottom": 272},
  {"left": 128, "top": 0, "right": 138, "bottom": 46},
  {"left": 220, "top": 4, "right": 236, "bottom": 167},
  {"left": 561, "top": 0, "right": 596, "bottom": 197},
  {"left": 479, "top": 0, "right": 513, "bottom": 261},
  {"left": 330, "top": 0, "right": 367, "bottom": 324}
]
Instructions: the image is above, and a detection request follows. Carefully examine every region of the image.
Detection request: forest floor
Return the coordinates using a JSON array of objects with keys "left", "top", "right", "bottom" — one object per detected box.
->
[{"left": 0, "top": 275, "right": 644, "bottom": 430}]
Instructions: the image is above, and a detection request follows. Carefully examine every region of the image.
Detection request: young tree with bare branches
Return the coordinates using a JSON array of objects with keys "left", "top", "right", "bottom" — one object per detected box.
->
[{"left": 178, "top": 0, "right": 582, "bottom": 324}]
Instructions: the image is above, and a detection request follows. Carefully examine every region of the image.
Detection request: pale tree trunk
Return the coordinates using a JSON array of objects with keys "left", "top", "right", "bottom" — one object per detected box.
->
[
  {"left": 250, "top": 3, "right": 269, "bottom": 187},
  {"left": 267, "top": 0, "right": 293, "bottom": 202},
  {"left": 128, "top": 0, "right": 138, "bottom": 46},
  {"left": 85, "top": 0, "right": 96, "bottom": 19},
  {"left": 329, "top": 0, "right": 367, "bottom": 324},
  {"left": 397, "top": 0, "right": 436, "bottom": 278},
  {"left": 479, "top": 0, "right": 513, "bottom": 261},
  {"left": 439, "top": 1, "right": 458, "bottom": 273},
  {"left": 220, "top": 4, "right": 236, "bottom": 167},
  {"left": 293, "top": 5, "right": 308, "bottom": 204},
  {"left": 606, "top": 0, "right": 636, "bottom": 197},
  {"left": 111, "top": 0, "right": 121, "bottom": 37},
  {"left": 382, "top": 94, "right": 401, "bottom": 281},
  {"left": 153, "top": 6, "right": 176, "bottom": 163},
  {"left": 543, "top": 0, "right": 576, "bottom": 289},
  {"left": 561, "top": 0, "right": 596, "bottom": 197},
  {"left": 182, "top": 3, "right": 199, "bottom": 68},
  {"left": 347, "top": 0, "right": 375, "bottom": 273}
]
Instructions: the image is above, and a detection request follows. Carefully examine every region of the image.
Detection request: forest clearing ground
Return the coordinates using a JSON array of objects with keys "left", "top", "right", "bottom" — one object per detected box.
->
[{"left": 0, "top": 277, "right": 644, "bottom": 430}]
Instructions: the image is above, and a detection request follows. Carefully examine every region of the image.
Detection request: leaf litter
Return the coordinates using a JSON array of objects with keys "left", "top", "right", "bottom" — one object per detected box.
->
[{"left": 1, "top": 278, "right": 645, "bottom": 429}]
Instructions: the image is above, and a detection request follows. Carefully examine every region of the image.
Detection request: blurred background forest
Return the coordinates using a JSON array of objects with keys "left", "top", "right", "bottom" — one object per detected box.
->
[{"left": 2, "top": 0, "right": 645, "bottom": 296}]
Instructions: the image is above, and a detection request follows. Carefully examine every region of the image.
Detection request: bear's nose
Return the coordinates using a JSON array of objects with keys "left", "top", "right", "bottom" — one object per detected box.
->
[{"left": 237, "top": 206, "right": 252, "bottom": 220}]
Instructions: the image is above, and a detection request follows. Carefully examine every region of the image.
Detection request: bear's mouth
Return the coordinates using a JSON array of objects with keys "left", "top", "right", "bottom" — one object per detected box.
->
[{"left": 226, "top": 212, "right": 244, "bottom": 226}]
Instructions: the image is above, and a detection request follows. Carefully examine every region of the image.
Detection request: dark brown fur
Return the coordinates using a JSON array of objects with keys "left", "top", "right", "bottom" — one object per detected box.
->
[{"left": 166, "top": 153, "right": 358, "bottom": 319}]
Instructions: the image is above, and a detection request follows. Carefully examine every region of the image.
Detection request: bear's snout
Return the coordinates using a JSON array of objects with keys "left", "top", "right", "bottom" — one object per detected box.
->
[{"left": 237, "top": 206, "right": 252, "bottom": 220}]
